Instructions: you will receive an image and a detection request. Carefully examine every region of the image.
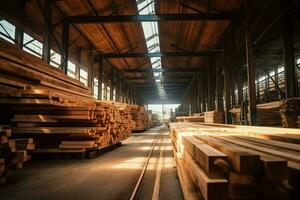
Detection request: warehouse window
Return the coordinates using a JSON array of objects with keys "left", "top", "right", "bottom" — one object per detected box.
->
[
  {"left": 67, "top": 61, "right": 76, "bottom": 78},
  {"left": 107, "top": 86, "right": 111, "bottom": 100},
  {"left": 0, "top": 19, "right": 15, "bottom": 43},
  {"left": 93, "top": 77, "right": 99, "bottom": 99},
  {"left": 79, "top": 67, "right": 88, "bottom": 86},
  {"left": 101, "top": 83, "right": 105, "bottom": 100},
  {"left": 50, "top": 50, "right": 61, "bottom": 68},
  {"left": 278, "top": 66, "right": 284, "bottom": 73},
  {"left": 113, "top": 88, "right": 116, "bottom": 101},
  {"left": 23, "top": 32, "right": 43, "bottom": 58}
]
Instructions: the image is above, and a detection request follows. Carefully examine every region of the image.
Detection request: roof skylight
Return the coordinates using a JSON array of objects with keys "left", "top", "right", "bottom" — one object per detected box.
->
[{"left": 136, "top": 0, "right": 163, "bottom": 90}]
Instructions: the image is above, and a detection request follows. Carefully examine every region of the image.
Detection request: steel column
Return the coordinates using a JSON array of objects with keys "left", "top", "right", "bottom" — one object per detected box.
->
[
  {"left": 98, "top": 57, "right": 104, "bottom": 100},
  {"left": 282, "top": 9, "right": 297, "bottom": 98},
  {"left": 61, "top": 20, "right": 69, "bottom": 74},
  {"left": 245, "top": 10, "right": 257, "bottom": 125}
]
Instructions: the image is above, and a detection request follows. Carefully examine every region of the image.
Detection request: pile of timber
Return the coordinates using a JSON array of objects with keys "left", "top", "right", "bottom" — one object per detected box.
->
[
  {"left": 280, "top": 98, "right": 300, "bottom": 128},
  {"left": 170, "top": 122, "right": 300, "bottom": 200},
  {"left": 9, "top": 101, "right": 131, "bottom": 155},
  {"left": 0, "top": 125, "right": 34, "bottom": 184},
  {"left": 176, "top": 114, "right": 205, "bottom": 123},
  {"left": 130, "top": 105, "right": 150, "bottom": 131},
  {"left": 230, "top": 101, "right": 281, "bottom": 126},
  {"left": 0, "top": 40, "right": 93, "bottom": 108},
  {"left": 0, "top": 40, "right": 131, "bottom": 156},
  {"left": 204, "top": 111, "right": 224, "bottom": 123},
  {"left": 151, "top": 114, "right": 162, "bottom": 126}
]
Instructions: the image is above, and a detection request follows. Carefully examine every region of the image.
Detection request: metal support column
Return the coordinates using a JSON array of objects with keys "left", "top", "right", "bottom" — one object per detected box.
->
[
  {"left": 223, "top": 51, "right": 231, "bottom": 124},
  {"left": 61, "top": 20, "right": 69, "bottom": 74},
  {"left": 245, "top": 10, "right": 257, "bottom": 125},
  {"left": 283, "top": 10, "right": 296, "bottom": 98},
  {"left": 98, "top": 57, "right": 104, "bottom": 100},
  {"left": 14, "top": 1, "right": 25, "bottom": 48},
  {"left": 42, "top": 1, "right": 52, "bottom": 64}
]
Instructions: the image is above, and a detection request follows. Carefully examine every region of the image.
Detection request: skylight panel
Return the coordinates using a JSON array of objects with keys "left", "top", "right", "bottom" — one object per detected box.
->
[{"left": 136, "top": 0, "right": 165, "bottom": 97}]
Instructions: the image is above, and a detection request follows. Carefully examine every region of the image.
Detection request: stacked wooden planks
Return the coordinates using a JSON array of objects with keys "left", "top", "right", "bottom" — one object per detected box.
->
[
  {"left": 0, "top": 125, "right": 34, "bottom": 184},
  {"left": 204, "top": 111, "right": 224, "bottom": 123},
  {"left": 0, "top": 40, "right": 93, "bottom": 108},
  {"left": 130, "top": 105, "right": 151, "bottom": 131},
  {"left": 151, "top": 114, "right": 162, "bottom": 126},
  {"left": 0, "top": 40, "right": 131, "bottom": 157},
  {"left": 230, "top": 101, "right": 282, "bottom": 126},
  {"left": 280, "top": 98, "right": 300, "bottom": 128},
  {"left": 170, "top": 122, "right": 300, "bottom": 200},
  {"left": 9, "top": 101, "right": 132, "bottom": 154},
  {"left": 176, "top": 115, "right": 205, "bottom": 123}
]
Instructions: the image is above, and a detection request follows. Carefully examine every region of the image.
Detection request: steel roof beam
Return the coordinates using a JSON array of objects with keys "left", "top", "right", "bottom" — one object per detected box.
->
[
  {"left": 67, "top": 13, "right": 236, "bottom": 24},
  {"left": 94, "top": 50, "right": 222, "bottom": 59}
]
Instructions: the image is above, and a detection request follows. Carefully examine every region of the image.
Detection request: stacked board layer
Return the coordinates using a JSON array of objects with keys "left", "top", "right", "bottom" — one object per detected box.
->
[
  {"left": 130, "top": 105, "right": 151, "bottom": 131},
  {"left": 280, "top": 98, "right": 300, "bottom": 128},
  {"left": 0, "top": 40, "right": 132, "bottom": 156},
  {"left": 170, "top": 122, "right": 300, "bottom": 200},
  {"left": 0, "top": 125, "right": 34, "bottom": 184}
]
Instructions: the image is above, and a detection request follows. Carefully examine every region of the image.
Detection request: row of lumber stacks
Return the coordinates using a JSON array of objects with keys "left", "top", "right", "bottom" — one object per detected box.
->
[
  {"left": 170, "top": 122, "right": 300, "bottom": 200},
  {"left": 280, "top": 98, "right": 300, "bottom": 128},
  {"left": 0, "top": 40, "right": 93, "bottom": 108},
  {"left": 230, "top": 101, "right": 281, "bottom": 126},
  {"left": 0, "top": 126, "right": 34, "bottom": 184},
  {"left": 0, "top": 39, "right": 131, "bottom": 156},
  {"left": 151, "top": 114, "right": 162, "bottom": 126},
  {"left": 8, "top": 101, "right": 132, "bottom": 155},
  {"left": 176, "top": 113, "right": 205, "bottom": 123},
  {"left": 204, "top": 111, "right": 224, "bottom": 123},
  {"left": 130, "top": 105, "right": 151, "bottom": 131}
]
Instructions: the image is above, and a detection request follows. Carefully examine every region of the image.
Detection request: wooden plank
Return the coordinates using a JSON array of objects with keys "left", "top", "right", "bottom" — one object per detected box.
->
[
  {"left": 182, "top": 149, "right": 228, "bottom": 200},
  {"left": 182, "top": 136, "right": 228, "bottom": 178},
  {"left": 194, "top": 135, "right": 261, "bottom": 174}
]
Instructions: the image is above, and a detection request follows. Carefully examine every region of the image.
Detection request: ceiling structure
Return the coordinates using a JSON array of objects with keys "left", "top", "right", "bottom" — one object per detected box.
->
[{"left": 33, "top": 0, "right": 243, "bottom": 103}]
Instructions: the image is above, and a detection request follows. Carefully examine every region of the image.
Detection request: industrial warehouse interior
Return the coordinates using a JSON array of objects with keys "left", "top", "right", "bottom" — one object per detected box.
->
[{"left": 0, "top": 0, "right": 300, "bottom": 199}]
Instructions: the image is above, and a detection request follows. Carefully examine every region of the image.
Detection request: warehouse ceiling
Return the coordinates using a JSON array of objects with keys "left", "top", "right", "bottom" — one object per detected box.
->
[{"left": 26, "top": 0, "right": 243, "bottom": 103}]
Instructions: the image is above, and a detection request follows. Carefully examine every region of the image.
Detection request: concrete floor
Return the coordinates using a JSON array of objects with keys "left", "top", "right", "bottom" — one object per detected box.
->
[{"left": 0, "top": 126, "right": 183, "bottom": 200}]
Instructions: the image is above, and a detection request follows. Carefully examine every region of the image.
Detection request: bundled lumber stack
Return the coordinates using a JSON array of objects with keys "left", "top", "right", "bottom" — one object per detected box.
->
[
  {"left": 280, "top": 98, "right": 300, "bottom": 128},
  {"left": 9, "top": 101, "right": 131, "bottom": 154},
  {"left": 176, "top": 115, "right": 205, "bottom": 123},
  {"left": 0, "top": 40, "right": 131, "bottom": 157},
  {"left": 130, "top": 105, "right": 150, "bottom": 131},
  {"left": 230, "top": 101, "right": 281, "bottom": 126},
  {"left": 170, "top": 122, "right": 300, "bottom": 200},
  {"left": 204, "top": 111, "right": 224, "bottom": 123},
  {"left": 0, "top": 125, "right": 34, "bottom": 184},
  {"left": 151, "top": 114, "right": 162, "bottom": 126},
  {"left": 0, "top": 40, "right": 94, "bottom": 108}
]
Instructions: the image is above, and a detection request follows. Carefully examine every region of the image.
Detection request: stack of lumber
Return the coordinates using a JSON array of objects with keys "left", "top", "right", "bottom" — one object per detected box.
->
[
  {"left": 151, "top": 114, "right": 161, "bottom": 126},
  {"left": 130, "top": 105, "right": 150, "bottom": 131},
  {"left": 176, "top": 115, "right": 205, "bottom": 123},
  {"left": 0, "top": 40, "right": 94, "bottom": 108},
  {"left": 170, "top": 122, "right": 300, "bottom": 200},
  {"left": 0, "top": 40, "right": 131, "bottom": 156},
  {"left": 230, "top": 101, "right": 281, "bottom": 126},
  {"left": 9, "top": 101, "right": 131, "bottom": 154},
  {"left": 204, "top": 111, "right": 224, "bottom": 123},
  {"left": 0, "top": 125, "right": 34, "bottom": 184},
  {"left": 280, "top": 98, "right": 300, "bottom": 128}
]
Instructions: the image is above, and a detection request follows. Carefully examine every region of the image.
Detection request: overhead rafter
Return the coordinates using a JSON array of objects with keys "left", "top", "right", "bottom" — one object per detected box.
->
[
  {"left": 125, "top": 75, "right": 193, "bottom": 81},
  {"left": 121, "top": 68, "right": 206, "bottom": 74},
  {"left": 94, "top": 50, "right": 222, "bottom": 59},
  {"left": 67, "top": 13, "right": 237, "bottom": 24}
]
